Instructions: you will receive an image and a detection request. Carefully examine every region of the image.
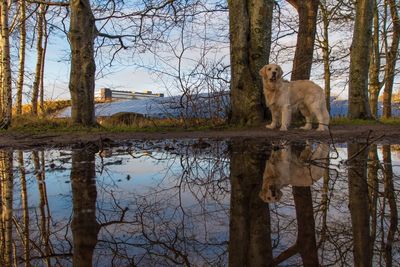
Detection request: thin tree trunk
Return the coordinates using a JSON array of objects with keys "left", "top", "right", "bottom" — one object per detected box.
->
[
  {"left": 321, "top": 4, "right": 331, "bottom": 113},
  {"left": 228, "top": 0, "right": 273, "bottom": 125},
  {"left": 16, "top": 0, "right": 27, "bottom": 116},
  {"left": 68, "top": 0, "right": 97, "bottom": 126},
  {"left": 0, "top": 0, "right": 12, "bottom": 129},
  {"left": 382, "top": 0, "right": 400, "bottom": 118},
  {"left": 40, "top": 9, "right": 49, "bottom": 115},
  {"left": 348, "top": 0, "right": 373, "bottom": 119},
  {"left": 31, "top": 4, "right": 45, "bottom": 115},
  {"left": 369, "top": 0, "right": 381, "bottom": 119}
]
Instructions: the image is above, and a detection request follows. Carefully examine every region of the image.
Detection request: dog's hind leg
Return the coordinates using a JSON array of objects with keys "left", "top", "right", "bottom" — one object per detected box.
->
[
  {"left": 280, "top": 104, "right": 291, "bottom": 131},
  {"left": 316, "top": 104, "right": 330, "bottom": 131},
  {"left": 299, "top": 105, "right": 313, "bottom": 130}
]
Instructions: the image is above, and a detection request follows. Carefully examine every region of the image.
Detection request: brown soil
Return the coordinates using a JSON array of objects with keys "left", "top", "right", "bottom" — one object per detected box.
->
[{"left": 1, "top": 124, "right": 399, "bottom": 149}]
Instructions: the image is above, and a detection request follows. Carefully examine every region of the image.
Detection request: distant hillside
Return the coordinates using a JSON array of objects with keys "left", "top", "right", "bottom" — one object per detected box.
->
[{"left": 57, "top": 94, "right": 400, "bottom": 119}]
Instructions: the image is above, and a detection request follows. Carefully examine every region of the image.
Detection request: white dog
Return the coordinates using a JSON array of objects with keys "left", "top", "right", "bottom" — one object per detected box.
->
[{"left": 259, "top": 64, "right": 330, "bottom": 131}]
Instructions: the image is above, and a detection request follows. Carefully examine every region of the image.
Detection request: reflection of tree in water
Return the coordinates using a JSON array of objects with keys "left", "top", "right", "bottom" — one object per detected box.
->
[
  {"left": 71, "top": 147, "right": 99, "bottom": 267},
  {"left": 1, "top": 141, "right": 399, "bottom": 266},
  {"left": 0, "top": 149, "right": 13, "bottom": 266}
]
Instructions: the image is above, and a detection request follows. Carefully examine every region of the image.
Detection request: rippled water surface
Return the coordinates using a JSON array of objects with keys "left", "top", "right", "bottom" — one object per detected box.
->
[{"left": 1, "top": 140, "right": 399, "bottom": 266}]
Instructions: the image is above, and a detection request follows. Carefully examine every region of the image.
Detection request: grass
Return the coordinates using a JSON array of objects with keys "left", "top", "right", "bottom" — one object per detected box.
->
[
  {"left": 330, "top": 116, "right": 400, "bottom": 125},
  {"left": 4, "top": 114, "right": 228, "bottom": 134},
  {"left": 2, "top": 114, "right": 400, "bottom": 136}
]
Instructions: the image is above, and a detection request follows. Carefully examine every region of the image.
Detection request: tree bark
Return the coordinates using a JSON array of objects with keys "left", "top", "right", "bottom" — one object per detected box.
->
[
  {"left": 382, "top": 0, "right": 400, "bottom": 118},
  {"left": 0, "top": 0, "right": 12, "bottom": 129},
  {"left": 348, "top": 0, "right": 373, "bottom": 119},
  {"left": 68, "top": 0, "right": 97, "bottom": 126},
  {"left": 228, "top": 0, "right": 273, "bottom": 125},
  {"left": 16, "top": 0, "right": 26, "bottom": 116}
]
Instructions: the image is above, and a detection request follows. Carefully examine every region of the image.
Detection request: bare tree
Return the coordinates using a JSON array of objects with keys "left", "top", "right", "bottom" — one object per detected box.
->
[
  {"left": 382, "top": 0, "right": 400, "bottom": 118},
  {"left": 31, "top": 4, "right": 47, "bottom": 115},
  {"left": 68, "top": 0, "right": 97, "bottom": 125},
  {"left": 16, "top": 0, "right": 27, "bottom": 115},
  {"left": 287, "top": 0, "right": 319, "bottom": 80},
  {"left": 0, "top": 0, "right": 12, "bottom": 129},
  {"left": 228, "top": 0, "right": 273, "bottom": 125},
  {"left": 368, "top": 0, "right": 382, "bottom": 118},
  {"left": 348, "top": 0, "right": 373, "bottom": 119}
]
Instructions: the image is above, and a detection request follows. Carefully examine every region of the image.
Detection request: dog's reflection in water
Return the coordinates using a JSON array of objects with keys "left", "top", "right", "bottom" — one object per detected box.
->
[{"left": 259, "top": 142, "right": 330, "bottom": 203}]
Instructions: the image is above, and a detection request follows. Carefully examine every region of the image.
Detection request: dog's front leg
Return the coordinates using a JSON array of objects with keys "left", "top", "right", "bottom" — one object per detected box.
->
[
  {"left": 266, "top": 106, "right": 279, "bottom": 129},
  {"left": 280, "top": 104, "right": 291, "bottom": 131}
]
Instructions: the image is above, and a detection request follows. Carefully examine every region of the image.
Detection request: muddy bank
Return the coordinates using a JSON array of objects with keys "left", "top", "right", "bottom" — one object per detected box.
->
[{"left": 1, "top": 124, "right": 399, "bottom": 149}]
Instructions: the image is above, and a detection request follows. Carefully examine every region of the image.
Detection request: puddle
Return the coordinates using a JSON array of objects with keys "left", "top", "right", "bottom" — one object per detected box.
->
[{"left": 1, "top": 140, "right": 399, "bottom": 266}]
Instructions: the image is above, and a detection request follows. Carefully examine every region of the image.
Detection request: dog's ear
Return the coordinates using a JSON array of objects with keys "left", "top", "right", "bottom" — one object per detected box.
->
[{"left": 259, "top": 65, "right": 267, "bottom": 77}]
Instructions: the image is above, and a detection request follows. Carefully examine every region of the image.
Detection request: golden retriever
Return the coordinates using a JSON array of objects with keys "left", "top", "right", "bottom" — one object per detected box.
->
[
  {"left": 259, "top": 143, "right": 329, "bottom": 203},
  {"left": 259, "top": 64, "right": 330, "bottom": 131}
]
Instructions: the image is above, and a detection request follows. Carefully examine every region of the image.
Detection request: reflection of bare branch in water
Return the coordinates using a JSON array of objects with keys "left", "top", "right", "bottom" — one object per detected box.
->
[{"left": 92, "top": 140, "right": 230, "bottom": 266}]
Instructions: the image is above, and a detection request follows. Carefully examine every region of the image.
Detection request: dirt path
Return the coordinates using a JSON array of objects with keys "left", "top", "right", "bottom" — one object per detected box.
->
[{"left": 0, "top": 124, "right": 399, "bottom": 149}]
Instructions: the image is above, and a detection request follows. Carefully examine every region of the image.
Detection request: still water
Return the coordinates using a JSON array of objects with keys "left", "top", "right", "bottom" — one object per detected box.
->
[{"left": 1, "top": 139, "right": 399, "bottom": 266}]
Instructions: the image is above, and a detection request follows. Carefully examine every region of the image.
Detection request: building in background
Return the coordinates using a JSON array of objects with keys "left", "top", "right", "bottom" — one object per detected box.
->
[{"left": 97, "top": 88, "right": 164, "bottom": 101}]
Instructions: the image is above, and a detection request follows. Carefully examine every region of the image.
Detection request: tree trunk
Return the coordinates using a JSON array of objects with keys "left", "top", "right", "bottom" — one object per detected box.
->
[
  {"left": 348, "top": 0, "right": 373, "bottom": 119},
  {"left": 68, "top": 0, "right": 97, "bottom": 126},
  {"left": 0, "top": 0, "right": 12, "bottom": 129},
  {"left": 16, "top": 0, "right": 26, "bottom": 116},
  {"left": 368, "top": 0, "right": 381, "bottom": 119},
  {"left": 229, "top": 141, "right": 273, "bottom": 267},
  {"left": 287, "top": 0, "right": 319, "bottom": 81},
  {"left": 31, "top": 4, "right": 45, "bottom": 115},
  {"left": 228, "top": 0, "right": 273, "bottom": 126},
  {"left": 382, "top": 0, "right": 400, "bottom": 118}
]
